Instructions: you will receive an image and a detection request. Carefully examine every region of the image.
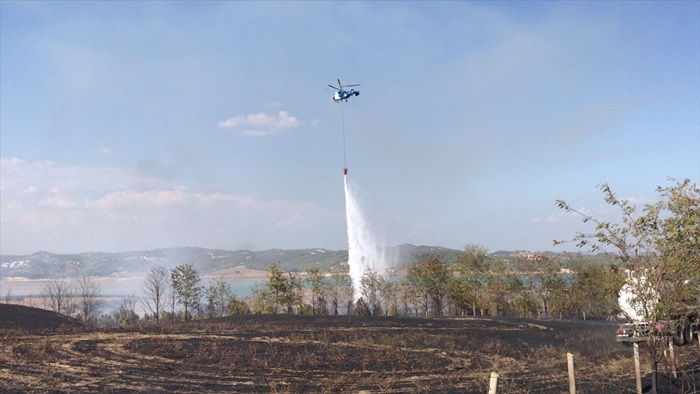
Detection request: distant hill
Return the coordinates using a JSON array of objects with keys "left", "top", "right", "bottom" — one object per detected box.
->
[{"left": 0, "top": 245, "right": 464, "bottom": 279}]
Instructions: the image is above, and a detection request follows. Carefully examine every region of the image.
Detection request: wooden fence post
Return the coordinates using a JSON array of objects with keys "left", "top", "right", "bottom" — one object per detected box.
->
[
  {"left": 633, "top": 342, "right": 642, "bottom": 394},
  {"left": 488, "top": 372, "right": 499, "bottom": 394},
  {"left": 668, "top": 337, "right": 677, "bottom": 378},
  {"left": 567, "top": 352, "right": 576, "bottom": 394}
]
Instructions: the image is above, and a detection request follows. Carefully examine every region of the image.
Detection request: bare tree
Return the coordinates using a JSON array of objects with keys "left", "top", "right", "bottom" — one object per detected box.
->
[
  {"left": 41, "top": 279, "right": 74, "bottom": 315},
  {"left": 141, "top": 265, "right": 169, "bottom": 323},
  {"left": 77, "top": 276, "right": 101, "bottom": 323},
  {"left": 3, "top": 287, "right": 12, "bottom": 304}
]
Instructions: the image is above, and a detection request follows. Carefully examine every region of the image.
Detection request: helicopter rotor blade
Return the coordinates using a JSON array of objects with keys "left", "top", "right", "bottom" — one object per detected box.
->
[
  {"left": 345, "top": 84, "right": 360, "bottom": 87},
  {"left": 338, "top": 79, "right": 342, "bottom": 89},
  {"left": 328, "top": 84, "right": 339, "bottom": 90}
]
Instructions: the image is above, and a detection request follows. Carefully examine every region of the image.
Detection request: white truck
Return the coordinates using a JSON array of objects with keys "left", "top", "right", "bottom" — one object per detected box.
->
[{"left": 614, "top": 273, "right": 699, "bottom": 345}]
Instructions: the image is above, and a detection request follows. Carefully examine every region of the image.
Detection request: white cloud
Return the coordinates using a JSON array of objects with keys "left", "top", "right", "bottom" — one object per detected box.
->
[
  {"left": 218, "top": 110, "right": 302, "bottom": 136},
  {"left": 0, "top": 158, "right": 344, "bottom": 254},
  {"left": 534, "top": 207, "right": 592, "bottom": 224}
]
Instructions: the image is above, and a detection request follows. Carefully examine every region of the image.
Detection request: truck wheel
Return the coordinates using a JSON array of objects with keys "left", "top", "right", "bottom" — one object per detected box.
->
[
  {"left": 687, "top": 321, "right": 696, "bottom": 343},
  {"left": 673, "top": 321, "right": 687, "bottom": 346}
]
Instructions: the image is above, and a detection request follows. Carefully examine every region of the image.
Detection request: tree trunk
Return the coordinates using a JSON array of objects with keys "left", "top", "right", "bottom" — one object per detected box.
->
[{"left": 650, "top": 346, "right": 658, "bottom": 394}]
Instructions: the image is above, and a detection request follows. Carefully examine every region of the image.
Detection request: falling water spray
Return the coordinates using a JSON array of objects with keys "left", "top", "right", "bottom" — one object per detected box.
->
[{"left": 344, "top": 176, "right": 391, "bottom": 301}]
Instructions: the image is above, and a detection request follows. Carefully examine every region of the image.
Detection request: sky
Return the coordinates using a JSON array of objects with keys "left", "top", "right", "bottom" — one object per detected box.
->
[{"left": 1, "top": 1, "right": 699, "bottom": 256}]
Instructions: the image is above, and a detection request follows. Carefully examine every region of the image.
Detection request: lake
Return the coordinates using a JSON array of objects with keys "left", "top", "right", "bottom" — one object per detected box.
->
[{"left": 0, "top": 275, "right": 266, "bottom": 315}]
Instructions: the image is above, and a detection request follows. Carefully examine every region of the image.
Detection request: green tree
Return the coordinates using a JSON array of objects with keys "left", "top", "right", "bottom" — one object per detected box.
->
[
  {"left": 382, "top": 281, "right": 400, "bottom": 317},
  {"left": 568, "top": 260, "right": 624, "bottom": 319},
  {"left": 556, "top": 179, "right": 700, "bottom": 394},
  {"left": 354, "top": 297, "right": 371, "bottom": 316},
  {"left": 307, "top": 266, "right": 327, "bottom": 315},
  {"left": 485, "top": 258, "right": 524, "bottom": 316},
  {"left": 651, "top": 179, "right": 700, "bottom": 304},
  {"left": 205, "top": 276, "right": 232, "bottom": 318},
  {"left": 226, "top": 296, "right": 251, "bottom": 315},
  {"left": 250, "top": 288, "right": 276, "bottom": 314},
  {"left": 171, "top": 264, "right": 203, "bottom": 321},
  {"left": 359, "top": 269, "right": 386, "bottom": 316},
  {"left": 399, "top": 279, "right": 419, "bottom": 316},
  {"left": 112, "top": 294, "right": 139, "bottom": 327},
  {"left": 406, "top": 257, "right": 451, "bottom": 317},
  {"left": 263, "top": 263, "right": 302, "bottom": 314},
  {"left": 452, "top": 245, "right": 491, "bottom": 316},
  {"left": 267, "top": 263, "right": 289, "bottom": 313},
  {"left": 515, "top": 254, "right": 564, "bottom": 317},
  {"left": 447, "top": 277, "right": 471, "bottom": 316}
]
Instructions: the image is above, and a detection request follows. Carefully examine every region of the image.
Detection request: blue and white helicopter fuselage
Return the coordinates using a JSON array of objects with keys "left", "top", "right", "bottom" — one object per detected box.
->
[
  {"left": 332, "top": 89, "right": 360, "bottom": 102},
  {"left": 329, "top": 79, "right": 360, "bottom": 102}
]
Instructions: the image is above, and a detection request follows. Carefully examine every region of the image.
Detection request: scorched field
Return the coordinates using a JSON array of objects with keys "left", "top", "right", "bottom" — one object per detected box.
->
[{"left": 1, "top": 304, "right": 699, "bottom": 393}]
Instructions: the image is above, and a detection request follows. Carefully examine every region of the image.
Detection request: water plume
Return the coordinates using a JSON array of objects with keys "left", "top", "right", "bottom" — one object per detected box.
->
[{"left": 344, "top": 176, "right": 391, "bottom": 301}]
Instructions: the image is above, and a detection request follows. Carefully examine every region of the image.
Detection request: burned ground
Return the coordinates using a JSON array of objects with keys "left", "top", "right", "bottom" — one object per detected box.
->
[{"left": 1, "top": 306, "right": 698, "bottom": 393}]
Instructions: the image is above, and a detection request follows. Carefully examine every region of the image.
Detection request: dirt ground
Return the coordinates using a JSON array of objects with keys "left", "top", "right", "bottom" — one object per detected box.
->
[{"left": 1, "top": 304, "right": 699, "bottom": 393}]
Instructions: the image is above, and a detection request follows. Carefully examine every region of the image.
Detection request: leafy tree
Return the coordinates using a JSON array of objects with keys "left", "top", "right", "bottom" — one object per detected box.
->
[
  {"left": 171, "top": 264, "right": 203, "bottom": 321},
  {"left": 141, "top": 265, "right": 169, "bottom": 324},
  {"left": 359, "top": 269, "right": 386, "bottom": 316},
  {"left": 205, "top": 276, "right": 232, "bottom": 318},
  {"left": 651, "top": 179, "right": 700, "bottom": 304},
  {"left": 250, "top": 288, "right": 276, "bottom": 314},
  {"left": 513, "top": 292, "right": 539, "bottom": 318},
  {"left": 226, "top": 296, "right": 251, "bottom": 315},
  {"left": 399, "top": 279, "right": 419, "bottom": 316},
  {"left": 452, "top": 245, "right": 491, "bottom": 316},
  {"left": 307, "top": 266, "right": 327, "bottom": 315},
  {"left": 447, "top": 277, "right": 472, "bottom": 316},
  {"left": 113, "top": 294, "right": 139, "bottom": 327},
  {"left": 266, "top": 263, "right": 289, "bottom": 313},
  {"left": 406, "top": 257, "right": 451, "bottom": 317},
  {"left": 556, "top": 178, "right": 700, "bottom": 394},
  {"left": 354, "top": 297, "right": 371, "bottom": 316},
  {"left": 515, "top": 254, "right": 564, "bottom": 317},
  {"left": 262, "top": 263, "right": 303, "bottom": 314},
  {"left": 485, "top": 259, "right": 524, "bottom": 316},
  {"left": 287, "top": 272, "right": 305, "bottom": 313},
  {"left": 297, "top": 303, "right": 313, "bottom": 315},
  {"left": 382, "top": 280, "right": 400, "bottom": 317},
  {"left": 570, "top": 262, "right": 624, "bottom": 319}
]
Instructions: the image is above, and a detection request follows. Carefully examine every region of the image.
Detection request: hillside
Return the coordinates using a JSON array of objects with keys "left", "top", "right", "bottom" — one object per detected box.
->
[
  {"left": 0, "top": 245, "right": 462, "bottom": 279},
  {"left": 0, "top": 303, "right": 84, "bottom": 331}
]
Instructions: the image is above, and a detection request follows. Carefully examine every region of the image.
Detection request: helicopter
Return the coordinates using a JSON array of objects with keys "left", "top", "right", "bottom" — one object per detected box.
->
[{"left": 328, "top": 79, "right": 360, "bottom": 102}]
